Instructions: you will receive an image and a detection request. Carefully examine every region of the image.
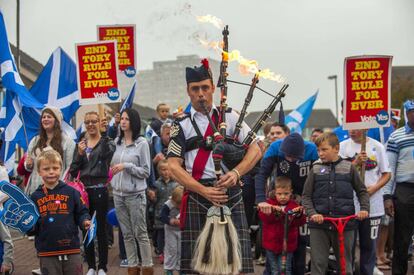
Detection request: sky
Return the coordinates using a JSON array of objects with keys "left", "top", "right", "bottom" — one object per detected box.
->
[{"left": 1, "top": 0, "right": 413, "bottom": 113}]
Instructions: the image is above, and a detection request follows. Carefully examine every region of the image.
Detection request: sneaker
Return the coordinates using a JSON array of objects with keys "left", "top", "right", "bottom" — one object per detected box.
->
[
  {"left": 120, "top": 259, "right": 129, "bottom": 268},
  {"left": 256, "top": 255, "right": 266, "bottom": 265},
  {"left": 28, "top": 236, "right": 35, "bottom": 241},
  {"left": 97, "top": 269, "right": 106, "bottom": 275},
  {"left": 31, "top": 268, "right": 42, "bottom": 275},
  {"left": 86, "top": 269, "right": 96, "bottom": 275},
  {"left": 373, "top": 266, "right": 384, "bottom": 275}
]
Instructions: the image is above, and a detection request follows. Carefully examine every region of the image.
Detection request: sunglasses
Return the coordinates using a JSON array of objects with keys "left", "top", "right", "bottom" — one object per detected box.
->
[
  {"left": 190, "top": 85, "right": 210, "bottom": 92},
  {"left": 84, "top": 120, "right": 99, "bottom": 125}
]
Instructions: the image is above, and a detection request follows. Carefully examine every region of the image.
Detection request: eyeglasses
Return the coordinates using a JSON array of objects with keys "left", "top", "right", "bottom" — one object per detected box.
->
[
  {"left": 84, "top": 120, "right": 98, "bottom": 125},
  {"left": 190, "top": 85, "right": 210, "bottom": 92}
]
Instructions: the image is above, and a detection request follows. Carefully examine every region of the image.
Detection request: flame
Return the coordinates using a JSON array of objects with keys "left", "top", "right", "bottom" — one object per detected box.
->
[
  {"left": 196, "top": 14, "right": 224, "bottom": 29},
  {"left": 197, "top": 37, "right": 285, "bottom": 82}
]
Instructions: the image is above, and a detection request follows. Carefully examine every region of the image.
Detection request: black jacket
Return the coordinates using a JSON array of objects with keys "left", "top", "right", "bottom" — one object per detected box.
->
[
  {"left": 70, "top": 133, "right": 115, "bottom": 187},
  {"left": 302, "top": 158, "right": 369, "bottom": 230},
  {"left": 30, "top": 181, "right": 90, "bottom": 256}
]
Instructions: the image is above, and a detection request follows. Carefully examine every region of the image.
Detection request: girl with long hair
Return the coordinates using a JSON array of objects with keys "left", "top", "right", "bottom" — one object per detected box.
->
[
  {"left": 110, "top": 108, "right": 154, "bottom": 275},
  {"left": 24, "top": 106, "right": 75, "bottom": 195}
]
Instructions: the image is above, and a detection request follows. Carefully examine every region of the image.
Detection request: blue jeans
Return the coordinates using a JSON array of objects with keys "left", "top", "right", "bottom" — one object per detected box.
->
[{"left": 266, "top": 250, "right": 293, "bottom": 275}]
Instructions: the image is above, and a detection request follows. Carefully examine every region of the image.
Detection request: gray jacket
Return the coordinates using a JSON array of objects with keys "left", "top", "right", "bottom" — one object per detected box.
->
[{"left": 111, "top": 136, "right": 151, "bottom": 196}]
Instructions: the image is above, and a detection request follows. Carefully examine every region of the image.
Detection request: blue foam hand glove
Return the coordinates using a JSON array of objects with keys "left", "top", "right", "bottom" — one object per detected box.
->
[{"left": 0, "top": 181, "right": 39, "bottom": 233}]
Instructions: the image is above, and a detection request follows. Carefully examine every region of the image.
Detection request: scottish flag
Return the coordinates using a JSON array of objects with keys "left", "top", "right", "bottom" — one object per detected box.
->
[
  {"left": 285, "top": 91, "right": 318, "bottom": 134},
  {"left": 84, "top": 211, "right": 97, "bottom": 247},
  {"left": 107, "top": 81, "right": 136, "bottom": 138},
  {"left": 0, "top": 11, "right": 44, "bottom": 172},
  {"left": 26, "top": 47, "right": 79, "bottom": 140}
]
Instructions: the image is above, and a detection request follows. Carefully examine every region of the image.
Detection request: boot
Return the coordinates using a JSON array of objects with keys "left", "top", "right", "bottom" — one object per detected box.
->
[
  {"left": 127, "top": 266, "right": 140, "bottom": 275},
  {"left": 141, "top": 266, "right": 154, "bottom": 275}
]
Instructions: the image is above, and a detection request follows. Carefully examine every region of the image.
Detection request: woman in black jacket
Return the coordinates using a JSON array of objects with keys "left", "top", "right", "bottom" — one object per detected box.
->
[{"left": 70, "top": 111, "right": 115, "bottom": 275}]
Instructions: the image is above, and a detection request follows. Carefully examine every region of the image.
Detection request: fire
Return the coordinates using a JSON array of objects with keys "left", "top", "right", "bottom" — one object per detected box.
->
[
  {"left": 198, "top": 41, "right": 285, "bottom": 82},
  {"left": 196, "top": 14, "right": 224, "bottom": 29}
]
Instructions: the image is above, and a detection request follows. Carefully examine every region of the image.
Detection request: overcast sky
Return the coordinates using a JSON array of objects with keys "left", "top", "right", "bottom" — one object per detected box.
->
[{"left": 1, "top": 0, "right": 413, "bottom": 113}]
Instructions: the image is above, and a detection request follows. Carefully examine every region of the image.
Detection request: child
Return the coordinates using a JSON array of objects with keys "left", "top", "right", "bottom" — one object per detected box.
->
[
  {"left": 258, "top": 176, "right": 306, "bottom": 275},
  {"left": 302, "top": 132, "right": 369, "bottom": 275},
  {"left": 29, "top": 149, "right": 91, "bottom": 275},
  {"left": 148, "top": 160, "right": 177, "bottom": 260},
  {"left": 0, "top": 222, "right": 13, "bottom": 275},
  {"left": 160, "top": 186, "right": 183, "bottom": 275}
]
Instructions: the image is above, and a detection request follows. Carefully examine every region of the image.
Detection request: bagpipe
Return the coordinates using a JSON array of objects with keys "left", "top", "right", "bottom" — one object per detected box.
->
[{"left": 192, "top": 25, "right": 289, "bottom": 275}]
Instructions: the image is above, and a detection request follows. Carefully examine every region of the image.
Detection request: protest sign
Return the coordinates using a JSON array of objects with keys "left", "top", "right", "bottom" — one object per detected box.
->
[
  {"left": 343, "top": 55, "right": 392, "bottom": 130},
  {"left": 76, "top": 40, "right": 120, "bottom": 105},
  {"left": 98, "top": 25, "right": 136, "bottom": 77}
]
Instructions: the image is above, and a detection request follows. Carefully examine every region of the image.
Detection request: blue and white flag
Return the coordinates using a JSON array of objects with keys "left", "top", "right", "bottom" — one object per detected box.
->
[
  {"left": 0, "top": 11, "right": 44, "bottom": 172},
  {"left": 109, "top": 80, "right": 136, "bottom": 129},
  {"left": 84, "top": 211, "right": 97, "bottom": 247},
  {"left": 26, "top": 47, "right": 79, "bottom": 140},
  {"left": 285, "top": 91, "right": 318, "bottom": 134}
]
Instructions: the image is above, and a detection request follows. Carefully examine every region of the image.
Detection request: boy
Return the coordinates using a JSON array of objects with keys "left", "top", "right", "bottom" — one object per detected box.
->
[
  {"left": 258, "top": 176, "right": 306, "bottom": 275},
  {"left": 29, "top": 149, "right": 91, "bottom": 275},
  {"left": 147, "top": 159, "right": 177, "bottom": 261},
  {"left": 160, "top": 186, "right": 184, "bottom": 275},
  {"left": 302, "top": 132, "right": 369, "bottom": 275},
  {"left": 0, "top": 222, "right": 13, "bottom": 275}
]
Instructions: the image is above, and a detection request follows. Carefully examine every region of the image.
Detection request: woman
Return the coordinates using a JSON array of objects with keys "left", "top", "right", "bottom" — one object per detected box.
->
[
  {"left": 24, "top": 106, "right": 75, "bottom": 195},
  {"left": 111, "top": 108, "right": 153, "bottom": 275},
  {"left": 70, "top": 111, "right": 115, "bottom": 275}
]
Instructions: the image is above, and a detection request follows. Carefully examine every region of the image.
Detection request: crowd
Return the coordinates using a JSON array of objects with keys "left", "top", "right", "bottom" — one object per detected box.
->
[{"left": 0, "top": 59, "right": 412, "bottom": 275}]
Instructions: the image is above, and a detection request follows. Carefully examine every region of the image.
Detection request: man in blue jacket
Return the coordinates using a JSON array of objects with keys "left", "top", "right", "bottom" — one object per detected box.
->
[{"left": 256, "top": 133, "right": 319, "bottom": 275}]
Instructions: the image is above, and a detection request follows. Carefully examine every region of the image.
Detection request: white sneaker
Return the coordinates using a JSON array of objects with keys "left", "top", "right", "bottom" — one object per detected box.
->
[
  {"left": 373, "top": 266, "right": 384, "bottom": 275},
  {"left": 86, "top": 269, "right": 96, "bottom": 275},
  {"left": 97, "top": 269, "right": 106, "bottom": 275},
  {"left": 31, "top": 268, "right": 42, "bottom": 275}
]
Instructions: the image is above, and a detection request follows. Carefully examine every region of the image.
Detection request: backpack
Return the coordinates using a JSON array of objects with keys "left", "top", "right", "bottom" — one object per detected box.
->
[{"left": 64, "top": 171, "right": 89, "bottom": 207}]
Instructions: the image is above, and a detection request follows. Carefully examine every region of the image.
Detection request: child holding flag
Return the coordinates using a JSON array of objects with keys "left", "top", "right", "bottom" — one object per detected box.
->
[{"left": 28, "top": 149, "right": 90, "bottom": 275}]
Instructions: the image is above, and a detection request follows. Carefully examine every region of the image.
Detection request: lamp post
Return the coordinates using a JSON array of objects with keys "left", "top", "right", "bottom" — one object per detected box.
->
[{"left": 328, "top": 75, "right": 338, "bottom": 122}]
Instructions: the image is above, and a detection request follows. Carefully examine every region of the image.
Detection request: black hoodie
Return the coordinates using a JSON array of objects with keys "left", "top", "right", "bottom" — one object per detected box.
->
[{"left": 30, "top": 180, "right": 90, "bottom": 257}]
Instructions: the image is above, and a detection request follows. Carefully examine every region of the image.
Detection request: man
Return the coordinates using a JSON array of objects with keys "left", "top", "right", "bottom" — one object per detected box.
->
[
  {"left": 340, "top": 129, "right": 391, "bottom": 275},
  {"left": 310, "top": 128, "right": 323, "bottom": 143},
  {"left": 255, "top": 133, "right": 319, "bottom": 275},
  {"left": 383, "top": 100, "right": 414, "bottom": 275},
  {"left": 167, "top": 59, "right": 262, "bottom": 274},
  {"left": 268, "top": 122, "right": 290, "bottom": 143}
]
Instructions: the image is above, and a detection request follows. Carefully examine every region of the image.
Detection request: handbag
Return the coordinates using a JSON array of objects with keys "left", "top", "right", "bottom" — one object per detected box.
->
[{"left": 64, "top": 171, "right": 89, "bottom": 207}]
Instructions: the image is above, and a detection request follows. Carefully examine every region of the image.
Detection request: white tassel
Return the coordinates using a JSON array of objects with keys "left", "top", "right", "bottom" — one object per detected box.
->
[{"left": 192, "top": 212, "right": 241, "bottom": 275}]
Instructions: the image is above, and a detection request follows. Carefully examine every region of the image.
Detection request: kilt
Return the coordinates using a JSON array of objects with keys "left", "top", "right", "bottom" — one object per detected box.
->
[{"left": 181, "top": 182, "right": 254, "bottom": 274}]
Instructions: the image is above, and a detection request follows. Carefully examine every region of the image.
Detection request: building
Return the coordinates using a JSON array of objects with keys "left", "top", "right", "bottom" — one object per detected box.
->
[
  {"left": 136, "top": 55, "right": 220, "bottom": 110},
  {"left": 245, "top": 108, "right": 338, "bottom": 139}
]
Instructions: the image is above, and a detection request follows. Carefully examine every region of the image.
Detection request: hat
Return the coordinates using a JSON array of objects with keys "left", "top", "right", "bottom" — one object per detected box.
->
[
  {"left": 280, "top": 133, "right": 305, "bottom": 159},
  {"left": 42, "top": 106, "right": 63, "bottom": 125},
  {"left": 404, "top": 100, "right": 414, "bottom": 113},
  {"left": 185, "top": 58, "right": 212, "bottom": 84}
]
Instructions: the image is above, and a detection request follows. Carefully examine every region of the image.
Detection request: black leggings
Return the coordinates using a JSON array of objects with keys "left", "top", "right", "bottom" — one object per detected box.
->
[{"left": 84, "top": 187, "right": 109, "bottom": 271}]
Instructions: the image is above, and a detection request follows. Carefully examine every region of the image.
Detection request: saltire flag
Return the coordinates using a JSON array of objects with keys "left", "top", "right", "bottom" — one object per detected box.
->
[
  {"left": 0, "top": 11, "right": 44, "bottom": 172},
  {"left": 84, "top": 211, "right": 97, "bottom": 247},
  {"left": 107, "top": 80, "right": 137, "bottom": 132},
  {"left": 26, "top": 47, "right": 79, "bottom": 140},
  {"left": 285, "top": 91, "right": 318, "bottom": 134}
]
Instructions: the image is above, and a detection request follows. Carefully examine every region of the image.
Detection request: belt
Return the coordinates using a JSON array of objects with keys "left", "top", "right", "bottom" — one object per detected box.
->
[
  {"left": 85, "top": 183, "right": 107, "bottom": 189},
  {"left": 198, "top": 178, "right": 216, "bottom": 186}
]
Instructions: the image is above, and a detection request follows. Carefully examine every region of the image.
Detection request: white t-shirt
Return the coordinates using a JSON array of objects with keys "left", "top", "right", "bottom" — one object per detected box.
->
[{"left": 340, "top": 138, "right": 391, "bottom": 217}]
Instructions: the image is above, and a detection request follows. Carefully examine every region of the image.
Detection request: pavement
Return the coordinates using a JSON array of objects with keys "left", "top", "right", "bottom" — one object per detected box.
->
[{"left": 11, "top": 230, "right": 266, "bottom": 275}]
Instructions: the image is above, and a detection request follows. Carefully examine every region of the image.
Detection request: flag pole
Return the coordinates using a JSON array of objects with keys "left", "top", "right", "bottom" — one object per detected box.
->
[
  {"left": 16, "top": 0, "right": 20, "bottom": 71},
  {"left": 360, "top": 129, "right": 367, "bottom": 183}
]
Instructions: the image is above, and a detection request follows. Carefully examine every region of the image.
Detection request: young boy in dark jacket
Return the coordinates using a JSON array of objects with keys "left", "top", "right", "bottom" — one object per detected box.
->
[
  {"left": 259, "top": 176, "right": 306, "bottom": 275},
  {"left": 29, "top": 149, "right": 91, "bottom": 275},
  {"left": 302, "top": 132, "right": 369, "bottom": 275}
]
